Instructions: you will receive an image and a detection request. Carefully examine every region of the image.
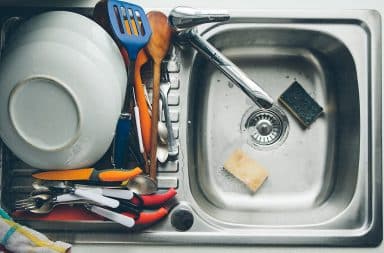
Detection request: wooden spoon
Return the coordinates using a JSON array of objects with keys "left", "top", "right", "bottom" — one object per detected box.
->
[{"left": 145, "top": 11, "right": 172, "bottom": 181}]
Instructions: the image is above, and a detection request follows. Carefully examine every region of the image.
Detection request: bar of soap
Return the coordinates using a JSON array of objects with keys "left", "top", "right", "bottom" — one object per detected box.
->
[{"left": 223, "top": 149, "right": 268, "bottom": 192}]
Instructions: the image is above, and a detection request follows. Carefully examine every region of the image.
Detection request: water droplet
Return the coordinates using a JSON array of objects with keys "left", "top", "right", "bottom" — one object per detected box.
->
[{"left": 228, "top": 82, "right": 234, "bottom": 88}]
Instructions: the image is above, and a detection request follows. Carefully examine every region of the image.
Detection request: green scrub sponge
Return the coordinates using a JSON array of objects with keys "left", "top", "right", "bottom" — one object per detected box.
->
[{"left": 279, "top": 81, "right": 323, "bottom": 128}]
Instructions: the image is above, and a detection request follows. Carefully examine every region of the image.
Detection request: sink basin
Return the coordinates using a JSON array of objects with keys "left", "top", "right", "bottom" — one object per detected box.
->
[
  {"left": 181, "top": 10, "right": 382, "bottom": 246},
  {"left": 0, "top": 9, "right": 381, "bottom": 246},
  {"left": 189, "top": 26, "right": 360, "bottom": 223}
]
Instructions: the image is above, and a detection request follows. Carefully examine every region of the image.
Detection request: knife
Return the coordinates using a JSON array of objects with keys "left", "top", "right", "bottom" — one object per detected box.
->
[{"left": 32, "top": 167, "right": 142, "bottom": 182}]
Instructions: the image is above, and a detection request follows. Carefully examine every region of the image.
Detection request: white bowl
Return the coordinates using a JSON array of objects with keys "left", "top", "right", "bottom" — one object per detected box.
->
[{"left": 0, "top": 11, "right": 127, "bottom": 170}]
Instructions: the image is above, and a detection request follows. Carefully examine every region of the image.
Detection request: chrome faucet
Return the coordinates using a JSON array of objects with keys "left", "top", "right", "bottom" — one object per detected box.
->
[{"left": 169, "top": 6, "right": 274, "bottom": 109}]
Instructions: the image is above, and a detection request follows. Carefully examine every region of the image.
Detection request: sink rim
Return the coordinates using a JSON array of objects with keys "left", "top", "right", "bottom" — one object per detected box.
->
[{"left": 3, "top": 9, "right": 381, "bottom": 247}]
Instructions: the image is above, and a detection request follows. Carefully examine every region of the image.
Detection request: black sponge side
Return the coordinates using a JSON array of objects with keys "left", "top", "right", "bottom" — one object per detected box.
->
[{"left": 278, "top": 81, "right": 323, "bottom": 128}]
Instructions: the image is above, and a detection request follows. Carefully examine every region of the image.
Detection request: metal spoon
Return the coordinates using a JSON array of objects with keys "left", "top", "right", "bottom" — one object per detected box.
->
[
  {"left": 125, "top": 174, "right": 157, "bottom": 195},
  {"left": 160, "top": 82, "right": 178, "bottom": 157},
  {"left": 158, "top": 120, "right": 168, "bottom": 144},
  {"left": 157, "top": 121, "right": 169, "bottom": 163},
  {"left": 157, "top": 102, "right": 169, "bottom": 163},
  {"left": 157, "top": 141, "right": 169, "bottom": 163}
]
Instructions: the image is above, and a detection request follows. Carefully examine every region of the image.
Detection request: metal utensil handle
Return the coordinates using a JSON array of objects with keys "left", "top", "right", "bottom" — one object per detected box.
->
[
  {"left": 73, "top": 188, "right": 119, "bottom": 208},
  {"left": 169, "top": 6, "right": 229, "bottom": 31},
  {"left": 89, "top": 205, "right": 135, "bottom": 228},
  {"left": 160, "top": 90, "right": 178, "bottom": 156},
  {"left": 187, "top": 30, "right": 274, "bottom": 109}
]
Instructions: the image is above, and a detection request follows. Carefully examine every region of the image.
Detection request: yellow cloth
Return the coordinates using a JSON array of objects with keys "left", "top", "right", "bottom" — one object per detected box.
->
[{"left": 0, "top": 218, "right": 71, "bottom": 253}]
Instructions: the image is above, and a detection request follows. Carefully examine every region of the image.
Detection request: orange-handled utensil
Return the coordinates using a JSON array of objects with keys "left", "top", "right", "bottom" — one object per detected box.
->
[
  {"left": 134, "top": 49, "right": 152, "bottom": 154},
  {"left": 32, "top": 167, "right": 142, "bottom": 182}
]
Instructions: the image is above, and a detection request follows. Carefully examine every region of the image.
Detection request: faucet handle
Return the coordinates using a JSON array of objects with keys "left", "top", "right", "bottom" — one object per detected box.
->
[{"left": 169, "top": 6, "right": 230, "bottom": 31}]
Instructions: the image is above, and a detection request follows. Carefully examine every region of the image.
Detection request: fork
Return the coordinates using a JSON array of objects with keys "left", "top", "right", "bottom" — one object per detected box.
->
[
  {"left": 15, "top": 192, "right": 142, "bottom": 216},
  {"left": 15, "top": 193, "right": 87, "bottom": 214}
]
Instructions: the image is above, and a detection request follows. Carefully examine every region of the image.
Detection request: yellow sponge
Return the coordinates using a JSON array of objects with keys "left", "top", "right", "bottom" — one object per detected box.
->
[{"left": 223, "top": 149, "right": 268, "bottom": 192}]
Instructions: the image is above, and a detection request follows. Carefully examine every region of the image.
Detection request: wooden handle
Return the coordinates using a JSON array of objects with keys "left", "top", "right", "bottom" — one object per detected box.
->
[{"left": 149, "top": 61, "right": 161, "bottom": 181}]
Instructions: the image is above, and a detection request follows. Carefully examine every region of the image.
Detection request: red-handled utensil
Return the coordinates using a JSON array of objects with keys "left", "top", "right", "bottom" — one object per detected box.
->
[
  {"left": 131, "top": 188, "right": 177, "bottom": 207},
  {"left": 122, "top": 206, "right": 169, "bottom": 225}
]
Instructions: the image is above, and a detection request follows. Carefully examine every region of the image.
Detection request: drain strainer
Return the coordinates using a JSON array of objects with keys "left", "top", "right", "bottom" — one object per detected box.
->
[{"left": 241, "top": 105, "right": 289, "bottom": 150}]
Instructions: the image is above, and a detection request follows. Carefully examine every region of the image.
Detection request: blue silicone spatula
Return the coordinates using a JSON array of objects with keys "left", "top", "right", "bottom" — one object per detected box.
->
[
  {"left": 107, "top": 0, "right": 152, "bottom": 169},
  {"left": 107, "top": 0, "right": 152, "bottom": 60}
]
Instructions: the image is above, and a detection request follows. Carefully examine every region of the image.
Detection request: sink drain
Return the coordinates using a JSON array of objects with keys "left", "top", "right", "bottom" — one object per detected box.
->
[{"left": 241, "top": 105, "right": 289, "bottom": 150}]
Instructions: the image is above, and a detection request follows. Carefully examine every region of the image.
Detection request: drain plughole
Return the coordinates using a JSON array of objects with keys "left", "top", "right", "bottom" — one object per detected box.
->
[{"left": 241, "top": 105, "right": 289, "bottom": 150}]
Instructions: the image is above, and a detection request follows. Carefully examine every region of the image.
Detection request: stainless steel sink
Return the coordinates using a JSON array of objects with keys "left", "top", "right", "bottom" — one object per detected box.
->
[
  {"left": 1, "top": 9, "right": 381, "bottom": 246},
  {"left": 189, "top": 26, "right": 359, "bottom": 224},
  {"left": 177, "top": 10, "right": 382, "bottom": 246}
]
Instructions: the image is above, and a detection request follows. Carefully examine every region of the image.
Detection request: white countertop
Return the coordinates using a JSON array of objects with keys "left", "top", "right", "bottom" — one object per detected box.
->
[{"left": 2, "top": 0, "right": 382, "bottom": 252}]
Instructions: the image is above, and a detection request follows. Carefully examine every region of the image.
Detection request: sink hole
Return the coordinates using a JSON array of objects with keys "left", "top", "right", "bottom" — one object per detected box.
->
[{"left": 241, "top": 105, "right": 289, "bottom": 150}]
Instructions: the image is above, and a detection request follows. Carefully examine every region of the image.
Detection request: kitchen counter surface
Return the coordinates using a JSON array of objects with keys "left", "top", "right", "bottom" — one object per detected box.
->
[{"left": 1, "top": 0, "right": 382, "bottom": 252}]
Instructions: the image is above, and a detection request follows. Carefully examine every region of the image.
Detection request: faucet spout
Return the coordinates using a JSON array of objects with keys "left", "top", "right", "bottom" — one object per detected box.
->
[
  {"left": 169, "top": 6, "right": 230, "bottom": 32},
  {"left": 169, "top": 7, "right": 274, "bottom": 109},
  {"left": 185, "top": 30, "right": 274, "bottom": 109}
]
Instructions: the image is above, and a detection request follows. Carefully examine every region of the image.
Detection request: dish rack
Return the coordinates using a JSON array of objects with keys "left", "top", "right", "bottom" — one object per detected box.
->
[{"left": 0, "top": 5, "right": 182, "bottom": 239}]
